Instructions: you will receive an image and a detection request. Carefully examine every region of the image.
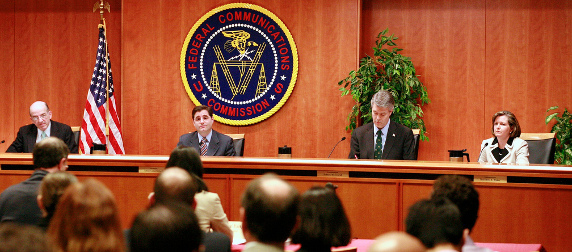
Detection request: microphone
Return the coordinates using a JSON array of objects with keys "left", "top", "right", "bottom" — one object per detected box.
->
[
  {"left": 327, "top": 137, "right": 346, "bottom": 158},
  {"left": 477, "top": 143, "right": 489, "bottom": 162}
]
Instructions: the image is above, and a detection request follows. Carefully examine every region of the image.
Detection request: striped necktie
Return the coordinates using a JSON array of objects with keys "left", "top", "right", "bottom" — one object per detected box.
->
[
  {"left": 200, "top": 137, "right": 208, "bottom": 156},
  {"left": 374, "top": 130, "right": 383, "bottom": 159}
]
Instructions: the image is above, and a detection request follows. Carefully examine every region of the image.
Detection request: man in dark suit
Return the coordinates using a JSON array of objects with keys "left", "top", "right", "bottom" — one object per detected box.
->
[
  {"left": 177, "top": 105, "right": 235, "bottom": 156},
  {"left": 0, "top": 137, "right": 69, "bottom": 225},
  {"left": 6, "top": 101, "right": 77, "bottom": 153},
  {"left": 348, "top": 90, "right": 415, "bottom": 160}
]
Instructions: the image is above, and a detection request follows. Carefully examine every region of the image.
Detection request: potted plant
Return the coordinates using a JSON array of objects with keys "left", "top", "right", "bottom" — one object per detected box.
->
[
  {"left": 338, "top": 28, "right": 430, "bottom": 140},
  {"left": 545, "top": 106, "right": 572, "bottom": 165}
]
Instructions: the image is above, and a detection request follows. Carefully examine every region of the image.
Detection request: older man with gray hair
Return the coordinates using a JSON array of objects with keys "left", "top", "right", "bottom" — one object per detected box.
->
[{"left": 349, "top": 89, "right": 415, "bottom": 160}]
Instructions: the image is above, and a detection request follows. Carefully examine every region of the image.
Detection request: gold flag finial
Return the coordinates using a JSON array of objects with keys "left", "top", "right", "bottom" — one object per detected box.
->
[{"left": 93, "top": 0, "right": 110, "bottom": 23}]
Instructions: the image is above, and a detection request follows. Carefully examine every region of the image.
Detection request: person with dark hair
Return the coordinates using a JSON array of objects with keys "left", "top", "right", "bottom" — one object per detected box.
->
[
  {"left": 368, "top": 231, "right": 425, "bottom": 252},
  {"left": 6, "top": 101, "right": 77, "bottom": 153},
  {"left": 241, "top": 174, "right": 300, "bottom": 252},
  {"left": 406, "top": 197, "right": 466, "bottom": 252},
  {"left": 431, "top": 175, "right": 494, "bottom": 252},
  {"left": 130, "top": 167, "right": 231, "bottom": 252},
  {"left": 130, "top": 203, "right": 203, "bottom": 252},
  {"left": 177, "top": 105, "right": 235, "bottom": 156},
  {"left": 0, "top": 137, "right": 69, "bottom": 225},
  {"left": 348, "top": 89, "right": 416, "bottom": 160},
  {"left": 291, "top": 186, "right": 351, "bottom": 252},
  {"left": 0, "top": 222, "right": 51, "bottom": 252},
  {"left": 36, "top": 171, "right": 78, "bottom": 231},
  {"left": 47, "top": 179, "right": 125, "bottom": 252},
  {"left": 478, "top": 110, "right": 529, "bottom": 164},
  {"left": 165, "top": 146, "right": 233, "bottom": 239}
]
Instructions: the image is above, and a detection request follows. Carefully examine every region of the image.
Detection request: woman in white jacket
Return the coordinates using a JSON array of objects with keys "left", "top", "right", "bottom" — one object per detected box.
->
[{"left": 478, "top": 111, "right": 529, "bottom": 165}]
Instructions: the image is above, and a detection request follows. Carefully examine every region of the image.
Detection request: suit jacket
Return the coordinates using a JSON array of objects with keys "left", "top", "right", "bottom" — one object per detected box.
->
[
  {"left": 242, "top": 242, "right": 285, "bottom": 252},
  {"left": 195, "top": 191, "right": 231, "bottom": 233},
  {"left": 478, "top": 137, "right": 529, "bottom": 165},
  {"left": 177, "top": 130, "right": 236, "bottom": 156},
  {"left": 123, "top": 229, "right": 231, "bottom": 252},
  {"left": 6, "top": 120, "right": 78, "bottom": 154},
  {"left": 0, "top": 170, "right": 49, "bottom": 225},
  {"left": 348, "top": 121, "right": 415, "bottom": 160}
]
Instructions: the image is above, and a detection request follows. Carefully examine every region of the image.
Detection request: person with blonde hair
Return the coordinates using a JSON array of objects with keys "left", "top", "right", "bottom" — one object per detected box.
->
[{"left": 47, "top": 179, "right": 124, "bottom": 252}]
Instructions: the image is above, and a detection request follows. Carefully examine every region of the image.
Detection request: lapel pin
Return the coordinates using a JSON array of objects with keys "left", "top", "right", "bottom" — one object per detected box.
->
[{"left": 392, "top": 134, "right": 395, "bottom": 137}]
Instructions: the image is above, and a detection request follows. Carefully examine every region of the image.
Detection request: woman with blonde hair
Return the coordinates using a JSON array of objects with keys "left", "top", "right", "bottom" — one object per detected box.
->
[{"left": 47, "top": 179, "right": 124, "bottom": 252}]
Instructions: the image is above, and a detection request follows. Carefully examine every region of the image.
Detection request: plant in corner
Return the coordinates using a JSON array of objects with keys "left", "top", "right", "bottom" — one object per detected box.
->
[
  {"left": 545, "top": 106, "right": 572, "bottom": 165},
  {"left": 338, "top": 28, "right": 430, "bottom": 140}
]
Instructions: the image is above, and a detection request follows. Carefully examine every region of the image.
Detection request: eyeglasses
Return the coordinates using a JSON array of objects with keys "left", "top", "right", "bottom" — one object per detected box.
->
[{"left": 31, "top": 113, "right": 49, "bottom": 122}]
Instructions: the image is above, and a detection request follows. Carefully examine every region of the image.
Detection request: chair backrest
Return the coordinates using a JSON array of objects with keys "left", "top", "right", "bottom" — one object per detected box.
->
[
  {"left": 412, "top": 129, "right": 420, "bottom": 160},
  {"left": 225, "top": 134, "right": 245, "bottom": 156},
  {"left": 519, "top": 133, "right": 556, "bottom": 164},
  {"left": 71, "top": 126, "right": 80, "bottom": 146}
]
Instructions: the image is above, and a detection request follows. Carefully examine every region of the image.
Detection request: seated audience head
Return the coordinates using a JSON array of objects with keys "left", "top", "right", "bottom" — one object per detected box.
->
[
  {"left": 291, "top": 185, "right": 351, "bottom": 249},
  {"left": 33, "top": 137, "right": 69, "bottom": 171},
  {"left": 29, "top": 101, "right": 52, "bottom": 132},
  {"left": 240, "top": 173, "right": 300, "bottom": 245},
  {"left": 368, "top": 231, "right": 425, "bottom": 252},
  {"left": 153, "top": 167, "right": 198, "bottom": 206},
  {"left": 130, "top": 203, "right": 202, "bottom": 252},
  {"left": 37, "top": 171, "right": 78, "bottom": 219},
  {"left": 0, "top": 223, "right": 50, "bottom": 252},
  {"left": 490, "top": 110, "right": 521, "bottom": 138},
  {"left": 405, "top": 197, "right": 465, "bottom": 251},
  {"left": 166, "top": 146, "right": 204, "bottom": 178},
  {"left": 431, "top": 175, "right": 479, "bottom": 233},
  {"left": 47, "top": 179, "right": 124, "bottom": 252}
]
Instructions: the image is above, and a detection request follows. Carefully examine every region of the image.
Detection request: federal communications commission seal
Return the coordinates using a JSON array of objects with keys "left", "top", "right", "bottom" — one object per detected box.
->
[{"left": 180, "top": 3, "right": 298, "bottom": 125}]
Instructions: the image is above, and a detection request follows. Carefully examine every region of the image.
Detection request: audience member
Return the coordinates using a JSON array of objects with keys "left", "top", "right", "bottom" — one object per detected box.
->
[
  {"left": 368, "top": 231, "right": 425, "bottom": 252},
  {"left": 431, "top": 175, "right": 494, "bottom": 252},
  {"left": 47, "top": 179, "right": 124, "bottom": 252},
  {"left": 130, "top": 203, "right": 203, "bottom": 252},
  {"left": 291, "top": 185, "right": 351, "bottom": 252},
  {"left": 406, "top": 197, "right": 466, "bottom": 252},
  {"left": 132, "top": 167, "right": 231, "bottom": 252},
  {"left": 0, "top": 137, "right": 69, "bottom": 225},
  {"left": 0, "top": 222, "right": 51, "bottom": 252},
  {"left": 241, "top": 174, "right": 300, "bottom": 252},
  {"left": 6, "top": 101, "right": 77, "bottom": 153},
  {"left": 36, "top": 171, "right": 78, "bottom": 231},
  {"left": 166, "top": 146, "right": 233, "bottom": 239}
]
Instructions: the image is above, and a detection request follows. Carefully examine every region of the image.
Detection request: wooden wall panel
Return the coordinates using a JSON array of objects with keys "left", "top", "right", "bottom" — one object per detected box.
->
[
  {"left": 121, "top": 0, "right": 357, "bottom": 157},
  {"left": 12, "top": 0, "right": 122, "bottom": 131},
  {"left": 362, "top": 0, "right": 486, "bottom": 161},
  {"left": 484, "top": 0, "right": 572, "bottom": 134},
  {"left": 0, "top": 0, "right": 15, "bottom": 150}
]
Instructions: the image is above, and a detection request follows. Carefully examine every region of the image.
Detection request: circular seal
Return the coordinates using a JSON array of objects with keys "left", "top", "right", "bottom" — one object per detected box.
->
[{"left": 180, "top": 3, "right": 298, "bottom": 126}]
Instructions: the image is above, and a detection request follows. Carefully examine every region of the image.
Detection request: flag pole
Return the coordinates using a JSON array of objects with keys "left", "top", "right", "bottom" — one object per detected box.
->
[{"left": 93, "top": 0, "right": 111, "bottom": 137}]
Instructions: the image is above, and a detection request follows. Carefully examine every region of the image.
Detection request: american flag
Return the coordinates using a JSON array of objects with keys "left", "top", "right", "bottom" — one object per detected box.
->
[{"left": 80, "top": 24, "right": 124, "bottom": 154}]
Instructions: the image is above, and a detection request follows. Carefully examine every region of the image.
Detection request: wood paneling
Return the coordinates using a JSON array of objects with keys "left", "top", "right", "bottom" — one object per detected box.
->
[
  {"left": 0, "top": 0, "right": 15, "bottom": 149},
  {"left": 484, "top": 0, "right": 572, "bottom": 134},
  {"left": 362, "top": 0, "right": 486, "bottom": 161},
  {"left": 121, "top": 0, "right": 357, "bottom": 157}
]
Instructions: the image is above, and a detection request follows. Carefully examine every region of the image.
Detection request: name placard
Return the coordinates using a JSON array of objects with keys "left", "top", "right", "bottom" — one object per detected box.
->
[
  {"left": 317, "top": 171, "right": 349, "bottom": 178},
  {"left": 474, "top": 175, "right": 507, "bottom": 183}
]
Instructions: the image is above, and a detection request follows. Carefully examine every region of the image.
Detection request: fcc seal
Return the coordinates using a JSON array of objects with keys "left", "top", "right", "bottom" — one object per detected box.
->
[{"left": 180, "top": 3, "right": 298, "bottom": 125}]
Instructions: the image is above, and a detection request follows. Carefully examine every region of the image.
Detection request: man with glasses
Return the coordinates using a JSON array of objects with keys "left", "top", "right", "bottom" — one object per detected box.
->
[{"left": 6, "top": 101, "right": 77, "bottom": 153}]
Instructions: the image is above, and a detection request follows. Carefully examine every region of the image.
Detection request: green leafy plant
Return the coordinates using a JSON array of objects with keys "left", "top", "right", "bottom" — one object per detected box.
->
[
  {"left": 338, "top": 28, "right": 430, "bottom": 140},
  {"left": 545, "top": 106, "right": 572, "bottom": 165}
]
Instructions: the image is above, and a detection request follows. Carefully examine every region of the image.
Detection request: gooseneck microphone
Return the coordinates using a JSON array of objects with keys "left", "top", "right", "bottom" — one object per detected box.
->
[
  {"left": 327, "top": 137, "right": 346, "bottom": 158},
  {"left": 477, "top": 143, "right": 489, "bottom": 162}
]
